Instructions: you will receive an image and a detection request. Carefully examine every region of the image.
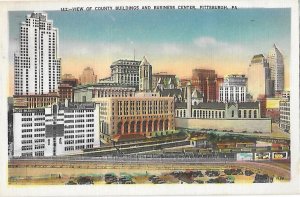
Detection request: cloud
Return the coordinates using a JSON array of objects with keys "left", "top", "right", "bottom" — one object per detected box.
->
[
  {"left": 160, "top": 43, "right": 182, "bottom": 55},
  {"left": 193, "top": 36, "right": 218, "bottom": 48},
  {"left": 193, "top": 36, "right": 245, "bottom": 54}
]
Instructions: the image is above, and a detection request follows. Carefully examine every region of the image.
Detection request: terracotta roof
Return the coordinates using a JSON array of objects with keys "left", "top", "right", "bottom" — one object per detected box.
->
[{"left": 113, "top": 133, "right": 146, "bottom": 142}]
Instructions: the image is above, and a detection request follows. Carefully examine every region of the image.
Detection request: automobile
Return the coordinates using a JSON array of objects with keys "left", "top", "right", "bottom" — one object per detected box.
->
[
  {"left": 253, "top": 174, "right": 271, "bottom": 183},
  {"left": 148, "top": 175, "right": 158, "bottom": 181},
  {"left": 124, "top": 180, "right": 135, "bottom": 184},
  {"left": 205, "top": 170, "right": 220, "bottom": 177},
  {"left": 171, "top": 171, "right": 183, "bottom": 177},
  {"left": 245, "top": 170, "right": 254, "bottom": 176},
  {"left": 118, "top": 177, "right": 132, "bottom": 184},
  {"left": 77, "top": 176, "right": 94, "bottom": 185},
  {"left": 105, "top": 173, "right": 115, "bottom": 179},
  {"left": 65, "top": 180, "right": 77, "bottom": 185},
  {"left": 195, "top": 180, "right": 204, "bottom": 184},
  {"left": 206, "top": 178, "right": 217, "bottom": 183},
  {"left": 193, "top": 171, "right": 204, "bottom": 177},
  {"left": 105, "top": 174, "right": 118, "bottom": 184}
]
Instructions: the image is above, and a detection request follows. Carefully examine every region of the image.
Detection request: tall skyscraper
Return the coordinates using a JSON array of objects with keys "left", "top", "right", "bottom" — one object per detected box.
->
[
  {"left": 79, "top": 67, "right": 97, "bottom": 85},
  {"left": 268, "top": 44, "right": 284, "bottom": 93},
  {"left": 248, "top": 54, "right": 273, "bottom": 100},
  {"left": 139, "top": 56, "right": 152, "bottom": 92},
  {"left": 14, "top": 12, "right": 61, "bottom": 95},
  {"left": 191, "top": 69, "right": 217, "bottom": 102}
]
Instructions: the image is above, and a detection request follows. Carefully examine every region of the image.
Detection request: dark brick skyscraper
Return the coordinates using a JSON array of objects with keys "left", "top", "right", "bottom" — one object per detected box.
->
[{"left": 191, "top": 69, "right": 218, "bottom": 102}]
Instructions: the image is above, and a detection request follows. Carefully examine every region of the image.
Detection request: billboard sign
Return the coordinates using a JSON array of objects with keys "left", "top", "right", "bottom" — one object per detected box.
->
[
  {"left": 254, "top": 152, "right": 271, "bottom": 160},
  {"left": 272, "top": 152, "right": 288, "bottom": 160},
  {"left": 237, "top": 153, "right": 253, "bottom": 161}
]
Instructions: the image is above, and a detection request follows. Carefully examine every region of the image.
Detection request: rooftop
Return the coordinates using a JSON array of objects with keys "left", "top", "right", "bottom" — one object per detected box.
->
[
  {"left": 58, "top": 102, "right": 95, "bottom": 110},
  {"left": 111, "top": 59, "right": 141, "bottom": 67},
  {"left": 74, "top": 82, "right": 136, "bottom": 90}
]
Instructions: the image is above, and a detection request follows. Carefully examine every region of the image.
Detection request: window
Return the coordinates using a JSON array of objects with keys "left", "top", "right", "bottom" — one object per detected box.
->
[
  {"left": 254, "top": 110, "right": 257, "bottom": 118},
  {"left": 48, "top": 139, "right": 50, "bottom": 145}
]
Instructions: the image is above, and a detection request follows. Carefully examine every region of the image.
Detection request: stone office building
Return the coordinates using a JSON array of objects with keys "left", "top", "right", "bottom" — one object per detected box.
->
[{"left": 93, "top": 93, "right": 175, "bottom": 143}]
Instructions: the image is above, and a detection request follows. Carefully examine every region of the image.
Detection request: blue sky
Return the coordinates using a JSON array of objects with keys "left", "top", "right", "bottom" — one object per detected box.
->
[{"left": 9, "top": 8, "right": 291, "bottom": 89}]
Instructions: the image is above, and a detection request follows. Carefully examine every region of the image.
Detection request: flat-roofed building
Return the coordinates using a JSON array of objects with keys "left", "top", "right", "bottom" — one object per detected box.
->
[
  {"left": 219, "top": 74, "right": 247, "bottom": 103},
  {"left": 74, "top": 83, "right": 136, "bottom": 102},
  {"left": 13, "top": 101, "right": 100, "bottom": 157},
  {"left": 110, "top": 59, "right": 141, "bottom": 87},
  {"left": 93, "top": 93, "right": 175, "bottom": 143}
]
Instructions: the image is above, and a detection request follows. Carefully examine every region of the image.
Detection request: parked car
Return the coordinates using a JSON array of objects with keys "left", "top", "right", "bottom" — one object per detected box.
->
[
  {"left": 77, "top": 176, "right": 94, "bottom": 185},
  {"left": 245, "top": 170, "right": 254, "bottom": 176}
]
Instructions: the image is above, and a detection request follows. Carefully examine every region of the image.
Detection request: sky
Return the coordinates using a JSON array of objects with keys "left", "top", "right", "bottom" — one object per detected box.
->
[{"left": 9, "top": 9, "right": 291, "bottom": 95}]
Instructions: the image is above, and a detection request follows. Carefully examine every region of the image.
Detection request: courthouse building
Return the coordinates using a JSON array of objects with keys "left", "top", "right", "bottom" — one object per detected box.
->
[
  {"left": 175, "top": 83, "right": 271, "bottom": 133},
  {"left": 13, "top": 101, "right": 100, "bottom": 157},
  {"left": 93, "top": 93, "right": 175, "bottom": 143}
]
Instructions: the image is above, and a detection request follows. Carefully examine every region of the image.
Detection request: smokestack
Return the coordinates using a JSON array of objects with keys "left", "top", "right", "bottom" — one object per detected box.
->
[{"left": 187, "top": 82, "right": 192, "bottom": 118}]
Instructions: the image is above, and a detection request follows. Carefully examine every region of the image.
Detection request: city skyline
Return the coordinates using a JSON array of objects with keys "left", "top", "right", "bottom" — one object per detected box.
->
[{"left": 8, "top": 9, "right": 291, "bottom": 95}]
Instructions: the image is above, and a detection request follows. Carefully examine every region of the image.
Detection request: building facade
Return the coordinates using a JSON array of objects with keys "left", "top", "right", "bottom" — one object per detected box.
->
[
  {"left": 93, "top": 93, "right": 175, "bottom": 143},
  {"left": 14, "top": 12, "right": 61, "bottom": 96},
  {"left": 175, "top": 102, "right": 261, "bottom": 119},
  {"left": 191, "top": 69, "right": 218, "bottom": 102},
  {"left": 79, "top": 67, "right": 97, "bottom": 85},
  {"left": 268, "top": 44, "right": 284, "bottom": 93},
  {"left": 13, "top": 101, "right": 100, "bottom": 157},
  {"left": 58, "top": 83, "right": 73, "bottom": 102},
  {"left": 13, "top": 94, "right": 59, "bottom": 108},
  {"left": 279, "top": 96, "right": 290, "bottom": 132},
  {"left": 110, "top": 59, "right": 141, "bottom": 87},
  {"left": 74, "top": 83, "right": 136, "bottom": 102},
  {"left": 174, "top": 84, "right": 271, "bottom": 133},
  {"left": 248, "top": 54, "right": 273, "bottom": 100},
  {"left": 219, "top": 75, "right": 247, "bottom": 103}
]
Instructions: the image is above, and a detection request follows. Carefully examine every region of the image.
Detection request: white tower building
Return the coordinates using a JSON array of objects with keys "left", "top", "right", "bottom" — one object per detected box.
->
[
  {"left": 14, "top": 12, "right": 61, "bottom": 96},
  {"left": 268, "top": 44, "right": 284, "bottom": 93}
]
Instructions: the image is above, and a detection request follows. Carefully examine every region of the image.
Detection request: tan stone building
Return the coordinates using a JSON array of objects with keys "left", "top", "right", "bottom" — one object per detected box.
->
[
  {"left": 93, "top": 93, "right": 175, "bottom": 143},
  {"left": 79, "top": 67, "right": 97, "bottom": 85}
]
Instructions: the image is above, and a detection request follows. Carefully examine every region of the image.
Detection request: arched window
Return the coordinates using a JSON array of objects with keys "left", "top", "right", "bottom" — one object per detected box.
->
[
  {"left": 238, "top": 110, "right": 241, "bottom": 118},
  {"left": 254, "top": 110, "right": 257, "bottom": 118},
  {"left": 249, "top": 110, "right": 252, "bottom": 118},
  {"left": 59, "top": 138, "right": 62, "bottom": 144},
  {"left": 231, "top": 110, "right": 234, "bottom": 117},
  {"left": 193, "top": 110, "right": 196, "bottom": 118}
]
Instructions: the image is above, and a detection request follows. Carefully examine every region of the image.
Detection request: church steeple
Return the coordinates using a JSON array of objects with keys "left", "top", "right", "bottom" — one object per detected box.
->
[{"left": 139, "top": 56, "right": 152, "bottom": 92}]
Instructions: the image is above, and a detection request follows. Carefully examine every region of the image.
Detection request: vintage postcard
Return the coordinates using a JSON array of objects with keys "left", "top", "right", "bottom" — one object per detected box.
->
[{"left": 0, "top": 0, "right": 299, "bottom": 196}]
